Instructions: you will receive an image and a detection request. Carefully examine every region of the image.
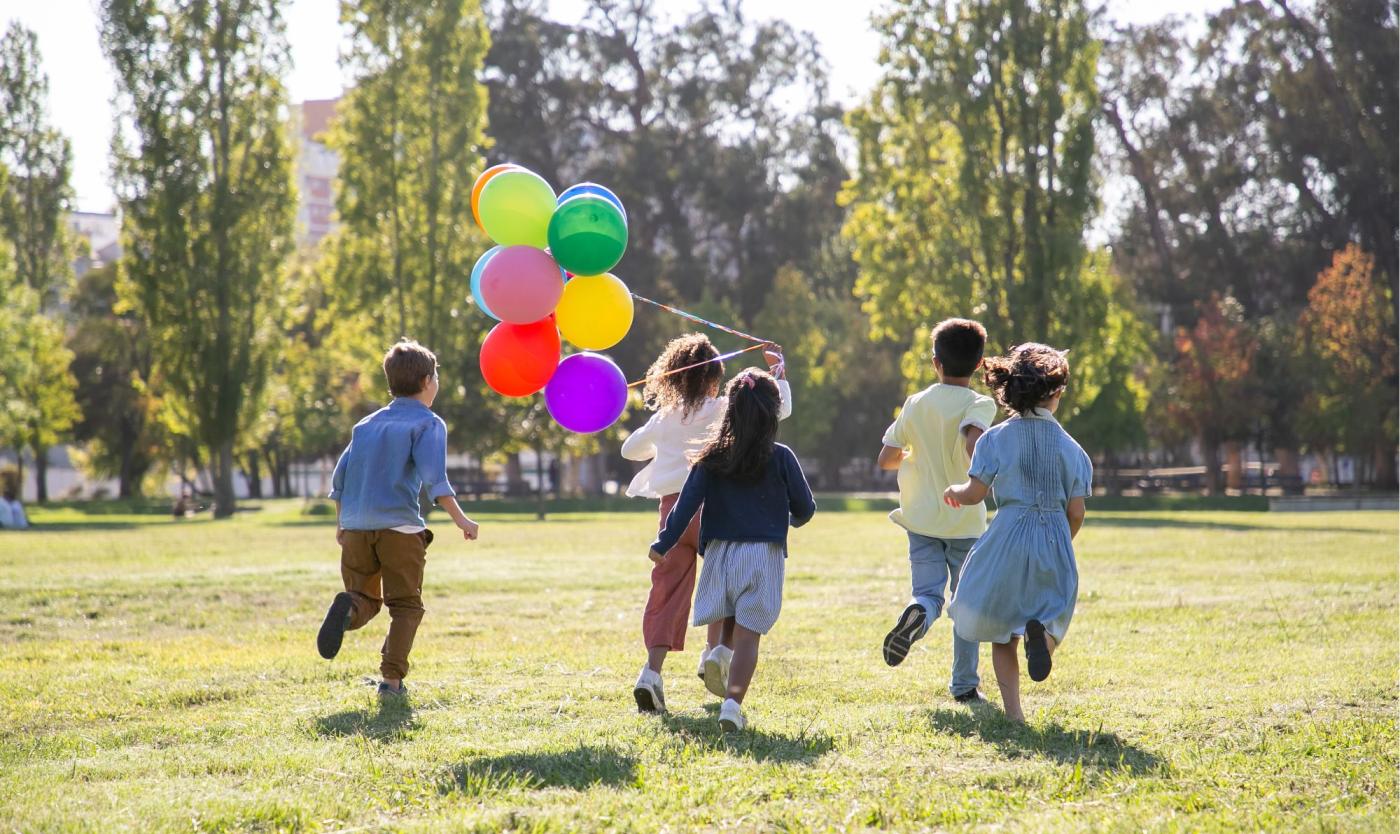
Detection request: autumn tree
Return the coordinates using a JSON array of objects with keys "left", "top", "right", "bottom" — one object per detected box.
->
[
  {"left": 1300, "top": 245, "right": 1398, "bottom": 487},
  {"left": 101, "top": 0, "right": 297, "bottom": 517}
]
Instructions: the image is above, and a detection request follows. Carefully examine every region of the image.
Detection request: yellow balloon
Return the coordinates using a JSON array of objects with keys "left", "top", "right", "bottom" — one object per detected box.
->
[{"left": 556, "top": 273, "right": 634, "bottom": 350}]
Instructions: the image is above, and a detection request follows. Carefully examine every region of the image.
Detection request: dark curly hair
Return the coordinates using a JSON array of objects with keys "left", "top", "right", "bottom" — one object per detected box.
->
[
  {"left": 982, "top": 343, "right": 1070, "bottom": 415},
  {"left": 692, "top": 369, "right": 781, "bottom": 483},
  {"left": 642, "top": 333, "right": 724, "bottom": 418}
]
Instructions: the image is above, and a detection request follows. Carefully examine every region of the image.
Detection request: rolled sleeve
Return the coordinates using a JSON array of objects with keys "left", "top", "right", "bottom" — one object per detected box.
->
[
  {"left": 413, "top": 418, "right": 456, "bottom": 500},
  {"left": 328, "top": 442, "right": 352, "bottom": 500},
  {"left": 960, "top": 397, "right": 997, "bottom": 434},
  {"left": 968, "top": 429, "right": 998, "bottom": 484}
]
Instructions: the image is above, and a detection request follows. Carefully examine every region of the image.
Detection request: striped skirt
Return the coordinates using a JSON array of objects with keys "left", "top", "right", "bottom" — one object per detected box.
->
[{"left": 692, "top": 540, "right": 786, "bottom": 634}]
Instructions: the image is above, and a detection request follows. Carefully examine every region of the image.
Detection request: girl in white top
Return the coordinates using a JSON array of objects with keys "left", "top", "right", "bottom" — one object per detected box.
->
[{"left": 623, "top": 333, "right": 790, "bottom": 712}]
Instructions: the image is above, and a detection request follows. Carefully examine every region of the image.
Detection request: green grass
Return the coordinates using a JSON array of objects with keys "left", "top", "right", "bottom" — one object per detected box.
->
[{"left": 1, "top": 501, "right": 1394, "bottom": 832}]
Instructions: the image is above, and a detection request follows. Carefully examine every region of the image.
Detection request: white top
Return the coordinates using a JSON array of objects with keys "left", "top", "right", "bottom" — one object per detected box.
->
[{"left": 621, "top": 379, "right": 792, "bottom": 499}]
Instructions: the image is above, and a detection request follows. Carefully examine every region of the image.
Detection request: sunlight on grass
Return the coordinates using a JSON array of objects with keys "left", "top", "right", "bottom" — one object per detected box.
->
[{"left": 0, "top": 502, "right": 1394, "bottom": 831}]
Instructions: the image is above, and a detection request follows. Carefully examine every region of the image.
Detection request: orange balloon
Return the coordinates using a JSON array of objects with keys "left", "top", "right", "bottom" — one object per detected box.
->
[{"left": 472, "top": 163, "right": 522, "bottom": 231}]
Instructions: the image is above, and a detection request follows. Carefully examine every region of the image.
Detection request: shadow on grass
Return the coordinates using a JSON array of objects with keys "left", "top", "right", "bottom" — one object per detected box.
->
[
  {"left": 440, "top": 745, "right": 638, "bottom": 793},
  {"left": 1087, "top": 516, "right": 1385, "bottom": 535},
  {"left": 928, "top": 707, "right": 1163, "bottom": 774},
  {"left": 314, "top": 699, "right": 419, "bottom": 741},
  {"left": 657, "top": 704, "right": 834, "bottom": 764}
]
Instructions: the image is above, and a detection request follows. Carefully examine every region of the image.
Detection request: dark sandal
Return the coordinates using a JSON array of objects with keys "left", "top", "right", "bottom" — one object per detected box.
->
[{"left": 1025, "top": 619, "right": 1052, "bottom": 682}]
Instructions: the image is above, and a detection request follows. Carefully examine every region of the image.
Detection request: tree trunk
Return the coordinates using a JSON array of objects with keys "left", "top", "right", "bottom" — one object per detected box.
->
[
  {"left": 1223, "top": 441, "right": 1244, "bottom": 493},
  {"left": 1374, "top": 443, "right": 1397, "bottom": 490},
  {"left": 1201, "top": 434, "right": 1222, "bottom": 495},
  {"left": 534, "top": 445, "right": 546, "bottom": 521},
  {"left": 34, "top": 446, "right": 49, "bottom": 503},
  {"left": 1275, "top": 446, "right": 1302, "bottom": 495},
  {"left": 504, "top": 453, "right": 526, "bottom": 496},
  {"left": 118, "top": 439, "right": 137, "bottom": 498},
  {"left": 243, "top": 453, "right": 263, "bottom": 499},
  {"left": 213, "top": 440, "right": 237, "bottom": 518}
]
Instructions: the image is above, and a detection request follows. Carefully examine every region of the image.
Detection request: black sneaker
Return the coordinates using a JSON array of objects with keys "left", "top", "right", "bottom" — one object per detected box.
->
[
  {"left": 1024, "top": 619, "right": 1052, "bottom": 682},
  {"left": 953, "top": 688, "right": 986, "bottom": 704},
  {"left": 882, "top": 603, "right": 928, "bottom": 667},
  {"left": 317, "top": 592, "right": 355, "bottom": 660}
]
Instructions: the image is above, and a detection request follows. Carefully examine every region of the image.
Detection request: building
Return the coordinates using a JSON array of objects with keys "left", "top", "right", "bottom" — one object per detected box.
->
[
  {"left": 68, "top": 210, "right": 121, "bottom": 277},
  {"left": 296, "top": 98, "right": 340, "bottom": 247}
]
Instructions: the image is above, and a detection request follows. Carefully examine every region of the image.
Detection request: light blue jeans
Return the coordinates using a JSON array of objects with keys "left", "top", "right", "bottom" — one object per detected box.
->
[{"left": 908, "top": 532, "right": 980, "bottom": 696}]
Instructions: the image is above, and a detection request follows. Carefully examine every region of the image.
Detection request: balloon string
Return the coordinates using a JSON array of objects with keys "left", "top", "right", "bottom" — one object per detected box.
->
[
  {"left": 630, "top": 293, "right": 770, "bottom": 344},
  {"left": 626, "top": 343, "right": 768, "bottom": 389}
]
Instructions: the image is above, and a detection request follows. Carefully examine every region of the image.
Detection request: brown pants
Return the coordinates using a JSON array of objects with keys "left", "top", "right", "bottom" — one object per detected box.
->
[
  {"left": 642, "top": 493, "right": 702, "bottom": 651},
  {"left": 340, "top": 528, "right": 432, "bottom": 680}
]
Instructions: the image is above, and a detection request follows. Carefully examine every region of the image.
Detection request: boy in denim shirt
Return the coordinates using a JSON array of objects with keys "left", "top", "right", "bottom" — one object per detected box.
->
[{"left": 317, "top": 340, "right": 479, "bottom": 697}]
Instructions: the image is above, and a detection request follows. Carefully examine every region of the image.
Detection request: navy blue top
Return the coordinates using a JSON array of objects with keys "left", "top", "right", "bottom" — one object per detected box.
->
[
  {"left": 651, "top": 443, "right": 816, "bottom": 556},
  {"left": 328, "top": 398, "right": 455, "bottom": 530}
]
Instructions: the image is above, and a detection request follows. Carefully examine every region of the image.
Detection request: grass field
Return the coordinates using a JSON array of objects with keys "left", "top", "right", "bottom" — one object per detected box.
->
[{"left": 1, "top": 501, "right": 1395, "bottom": 832}]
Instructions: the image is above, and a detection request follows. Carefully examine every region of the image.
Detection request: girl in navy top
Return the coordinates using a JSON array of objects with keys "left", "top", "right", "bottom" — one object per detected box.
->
[{"left": 650, "top": 369, "right": 816, "bottom": 732}]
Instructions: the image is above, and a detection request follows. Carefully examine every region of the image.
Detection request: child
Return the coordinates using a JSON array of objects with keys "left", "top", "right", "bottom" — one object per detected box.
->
[
  {"left": 649, "top": 369, "right": 814, "bottom": 731},
  {"left": 944, "top": 343, "right": 1091, "bottom": 723},
  {"left": 876, "top": 318, "right": 997, "bottom": 703},
  {"left": 622, "top": 334, "right": 790, "bottom": 712},
  {"left": 317, "top": 339, "right": 480, "bottom": 698}
]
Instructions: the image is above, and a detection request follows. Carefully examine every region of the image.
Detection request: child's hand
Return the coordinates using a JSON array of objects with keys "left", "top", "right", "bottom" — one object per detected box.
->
[
  {"left": 336, "top": 527, "right": 345, "bottom": 546},
  {"left": 763, "top": 344, "right": 785, "bottom": 379},
  {"left": 943, "top": 486, "right": 963, "bottom": 508},
  {"left": 457, "top": 516, "right": 479, "bottom": 541},
  {"left": 648, "top": 549, "right": 665, "bottom": 564}
]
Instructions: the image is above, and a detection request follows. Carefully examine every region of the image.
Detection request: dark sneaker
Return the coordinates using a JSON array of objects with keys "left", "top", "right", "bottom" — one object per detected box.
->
[
  {"left": 1025, "top": 619, "right": 1052, "bottom": 682},
  {"left": 377, "top": 681, "right": 408, "bottom": 699},
  {"left": 317, "top": 592, "right": 355, "bottom": 660},
  {"left": 882, "top": 603, "right": 928, "bottom": 667},
  {"left": 953, "top": 688, "right": 986, "bottom": 704}
]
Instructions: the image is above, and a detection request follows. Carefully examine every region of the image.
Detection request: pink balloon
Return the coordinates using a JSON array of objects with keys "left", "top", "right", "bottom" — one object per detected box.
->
[{"left": 478, "top": 246, "right": 565, "bottom": 324}]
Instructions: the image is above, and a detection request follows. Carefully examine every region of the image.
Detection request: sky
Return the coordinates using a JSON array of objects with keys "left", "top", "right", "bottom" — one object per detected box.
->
[{"left": 5, "top": 0, "right": 1230, "bottom": 213}]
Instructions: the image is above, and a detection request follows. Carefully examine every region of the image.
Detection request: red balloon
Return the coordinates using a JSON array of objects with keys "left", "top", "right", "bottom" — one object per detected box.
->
[{"left": 479, "top": 317, "right": 560, "bottom": 397}]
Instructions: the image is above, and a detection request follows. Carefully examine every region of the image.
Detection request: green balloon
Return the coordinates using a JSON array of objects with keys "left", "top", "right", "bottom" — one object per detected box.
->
[
  {"left": 547, "top": 195, "right": 628, "bottom": 276},
  {"left": 479, "top": 169, "right": 556, "bottom": 248}
]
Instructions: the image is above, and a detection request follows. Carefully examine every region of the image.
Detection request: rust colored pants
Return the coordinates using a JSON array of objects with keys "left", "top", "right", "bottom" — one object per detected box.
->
[
  {"left": 339, "top": 528, "right": 432, "bottom": 680},
  {"left": 642, "top": 493, "right": 702, "bottom": 651}
]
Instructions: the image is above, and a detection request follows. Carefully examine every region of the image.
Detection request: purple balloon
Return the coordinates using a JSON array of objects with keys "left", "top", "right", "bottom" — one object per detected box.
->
[{"left": 545, "top": 352, "right": 628, "bottom": 433}]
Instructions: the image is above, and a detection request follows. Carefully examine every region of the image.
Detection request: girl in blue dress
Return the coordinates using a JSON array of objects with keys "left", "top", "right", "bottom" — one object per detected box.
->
[{"left": 943, "top": 344, "right": 1091, "bottom": 723}]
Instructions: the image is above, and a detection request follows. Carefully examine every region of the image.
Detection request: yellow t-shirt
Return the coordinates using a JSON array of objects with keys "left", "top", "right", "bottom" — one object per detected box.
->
[{"left": 883, "top": 383, "right": 998, "bottom": 539}]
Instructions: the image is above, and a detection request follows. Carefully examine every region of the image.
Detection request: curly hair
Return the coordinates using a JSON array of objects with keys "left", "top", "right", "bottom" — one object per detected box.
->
[
  {"left": 642, "top": 333, "right": 724, "bottom": 418},
  {"left": 982, "top": 343, "right": 1070, "bottom": 415},
  {"left": 692, "top": 369, "right": 781, "bottom": 483}
]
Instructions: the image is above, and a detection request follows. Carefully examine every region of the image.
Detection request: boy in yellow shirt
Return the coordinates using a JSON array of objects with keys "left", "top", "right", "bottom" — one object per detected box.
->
[{"left": 876, "top": 318, "right": 996, "bottom": 702}]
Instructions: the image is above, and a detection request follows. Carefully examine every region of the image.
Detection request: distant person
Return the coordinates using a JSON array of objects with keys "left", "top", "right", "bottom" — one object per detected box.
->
[
  {"left": 172, "top": 488, "right": 193, "bottom": 520},
  {"left": 622, "top": 333, "right": 790, "bottom": 714},
  {"left": 315, "top": 339, "right": 480, "bottom": 699},
  {"left": 876, "top": 318, "right": 996, "bottom": 704},
  {"left": 0, "top": 490, "right": 16, "bottom": 529},
  {"left": 649, "top": 369, "right": 814, "bottom": 732},
  {"left": 2, "top": 489, "right": 27, "bottom": 530},
  {"left": 944, "top": 344, "right": 1091, "bottom": 723}
]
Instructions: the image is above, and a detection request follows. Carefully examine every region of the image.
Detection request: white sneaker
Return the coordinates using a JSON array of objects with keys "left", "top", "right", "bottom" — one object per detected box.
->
[
  {"left": 633, "top": 666, "right": 665, "bottom": 713},
  {"left": 696, "top": 647, "right": 710, "bottom": 682},
  {"left": 718, "top": 697, "right": 746, "bottom": 732},
  {"left": 702, "top": 644, "right": 733, "bottom": 699}
]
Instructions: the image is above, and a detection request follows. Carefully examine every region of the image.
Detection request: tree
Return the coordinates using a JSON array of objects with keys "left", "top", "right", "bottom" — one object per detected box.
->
[
  {"left": 0, "top": 21, "right": 74, "bottom": 309},
  {"left": 1100, "top": 2, "right": 1398, "bottom": 477},
  {"left": 0, "top": 22, "right": 80, "bottom": 501},
  {"left": 66, "top": 262, "right": 162, "bottom": 498},
  {"left": 843, "top": 0, "right": 1145, "bottom": 430},
  {"left": 101, "top": 0, "right": 297, "bottom": 517},
  {"left": 1162, "top": 294, "right": 1260, "bottom": 494},
  {"left": 1300, "top": 245, "right": 1398, "bottom": 487},
  {"left": 328, "top": 0, "right": 496, "bottom": 453}
]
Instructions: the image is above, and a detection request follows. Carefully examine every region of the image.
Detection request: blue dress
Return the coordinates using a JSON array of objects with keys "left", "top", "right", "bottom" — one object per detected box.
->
[{"left": 948, "top": 409, "right": 1092, "bottom": 644}]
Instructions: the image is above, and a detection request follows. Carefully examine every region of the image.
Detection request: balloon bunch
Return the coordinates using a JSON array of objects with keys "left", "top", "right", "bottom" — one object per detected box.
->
[{"left": 470, "top": 164, "right": 634, "bottom": 433}]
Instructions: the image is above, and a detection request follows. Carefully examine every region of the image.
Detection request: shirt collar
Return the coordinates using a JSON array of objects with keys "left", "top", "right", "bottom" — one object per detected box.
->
[{"left": 389, "top": 397, "right": 430, "bottom": 411}]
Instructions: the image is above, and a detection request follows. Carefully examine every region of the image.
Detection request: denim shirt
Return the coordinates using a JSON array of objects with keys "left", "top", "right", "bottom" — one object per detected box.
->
[{"left": 329, "top": 398, "right": 456, "bottom": 530}]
